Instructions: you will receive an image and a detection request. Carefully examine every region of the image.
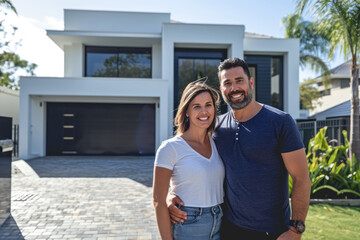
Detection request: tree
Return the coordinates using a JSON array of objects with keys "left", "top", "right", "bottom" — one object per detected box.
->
[
  {"left": 296, "top": 0, "right": 360, "bottom": 167},
  {"left": 300, "top": 78, "right": 322, "bottom": 110},
  {"left": 0, "top": 0, "right": 37, "bottom": 89},
  {"left": 282, "top": 14, "right": 331, "bottom": 109},
  {"left": 0, "top": 0, "right": 17, "bottom": 14}
]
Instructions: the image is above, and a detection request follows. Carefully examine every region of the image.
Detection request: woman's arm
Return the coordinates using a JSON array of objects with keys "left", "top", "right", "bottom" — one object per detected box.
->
[{"left": 153, "top": 166, "right": 173, "bottom": 240}]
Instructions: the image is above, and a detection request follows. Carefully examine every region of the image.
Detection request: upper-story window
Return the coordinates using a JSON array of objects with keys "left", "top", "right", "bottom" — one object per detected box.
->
[{"left": 85, "top": 46, "right": 151, "bottom": 78}]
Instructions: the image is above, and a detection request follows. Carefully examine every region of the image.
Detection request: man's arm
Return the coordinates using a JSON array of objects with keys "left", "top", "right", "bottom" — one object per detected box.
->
[
  {"left": 278, "top": 148, "right": 311, "bottom": 240},
  {"left": 167, "top": 192, "right": 187, "bottom": 223}
]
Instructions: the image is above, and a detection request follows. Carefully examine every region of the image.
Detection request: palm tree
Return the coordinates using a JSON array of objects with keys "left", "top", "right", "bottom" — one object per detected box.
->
[
  {"left": 282, "top": 14, "right": 331, "bottom": 109},
  {"left": 283, "top": 14, "right": 330, "bottom": 79},
  {"left": 296, "top": 0, "right": 360, "bottom": 167},
  {"left": 0, "top": 0, "right": 17, "bottom": 14}
]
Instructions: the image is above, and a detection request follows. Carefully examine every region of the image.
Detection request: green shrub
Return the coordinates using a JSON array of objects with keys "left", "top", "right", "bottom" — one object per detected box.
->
[{"left": 289, "top": 127, "right": 360, "bottom": 199}]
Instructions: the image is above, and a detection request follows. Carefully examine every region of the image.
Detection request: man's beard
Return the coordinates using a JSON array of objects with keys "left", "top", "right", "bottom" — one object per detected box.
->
[{"left": 222, "top": 89, "right": 253, "bottom": 110}]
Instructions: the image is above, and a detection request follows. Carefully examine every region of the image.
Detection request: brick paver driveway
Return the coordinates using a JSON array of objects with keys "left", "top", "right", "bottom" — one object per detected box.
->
[{"left": 0, "top": 156, "right": 161, "bottom": 240}]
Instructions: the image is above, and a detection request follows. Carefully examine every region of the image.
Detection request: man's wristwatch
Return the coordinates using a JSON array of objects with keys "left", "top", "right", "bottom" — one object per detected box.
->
[{"left": 289, "top": 220, "right": 306, "bottom": 234}]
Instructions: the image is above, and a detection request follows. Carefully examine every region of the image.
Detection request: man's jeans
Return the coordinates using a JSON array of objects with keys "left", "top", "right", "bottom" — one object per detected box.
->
[{"left": 171, "top": 204, "right": 223, "bottom": 240}]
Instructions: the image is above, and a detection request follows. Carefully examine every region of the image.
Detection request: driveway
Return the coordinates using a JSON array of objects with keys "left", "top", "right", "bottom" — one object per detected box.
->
[{"left": 0, "top": 156, "right": 161, "bottom": 240}]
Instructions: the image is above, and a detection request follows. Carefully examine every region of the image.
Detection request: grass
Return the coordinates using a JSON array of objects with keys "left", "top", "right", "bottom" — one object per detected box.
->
[{"left": 302, "top": 204, "right": 360, "bottom": 240}]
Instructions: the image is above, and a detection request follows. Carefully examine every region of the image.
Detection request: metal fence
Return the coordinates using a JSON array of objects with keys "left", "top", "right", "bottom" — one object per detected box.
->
[
  {"left": 296, "top": 117, "right": 350, "bottom": 149},
  {"left": 12, "top": 124, "right": 19, "bottom": 157}
]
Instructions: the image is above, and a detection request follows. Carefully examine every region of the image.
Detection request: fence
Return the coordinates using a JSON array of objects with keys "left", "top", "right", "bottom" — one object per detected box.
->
[
  {"left": 296, "top": 117, "right": 350, "bottom": 149},
  {"left": 12, "top": 124, "right": 19, "bottom": 157}
]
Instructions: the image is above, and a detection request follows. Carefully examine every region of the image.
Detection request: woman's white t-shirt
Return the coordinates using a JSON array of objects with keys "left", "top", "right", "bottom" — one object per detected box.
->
[{"left": 154, "top": 136, "right": 225, "bottom": 207}]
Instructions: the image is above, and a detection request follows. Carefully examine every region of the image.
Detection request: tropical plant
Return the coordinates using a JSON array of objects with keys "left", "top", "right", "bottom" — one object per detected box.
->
[
  {"left": 290, "top": 127, "right": 360, "bottom": 199},
  {"left": 295, "top": 0, "right": 360, "bottom": 169}
]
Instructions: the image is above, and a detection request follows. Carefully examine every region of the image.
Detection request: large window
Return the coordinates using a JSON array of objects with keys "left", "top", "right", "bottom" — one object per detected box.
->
[
  {"left": 174, "top": 48, "right": 227, "bottom": 114},
  {"left": 85, "top": 46, "right": 151, "bottom": 78}
]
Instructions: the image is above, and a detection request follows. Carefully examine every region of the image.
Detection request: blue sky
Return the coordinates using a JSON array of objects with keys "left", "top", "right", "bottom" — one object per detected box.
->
[{"left": 8, "top": 0, "right": 346, "bottom": 81}]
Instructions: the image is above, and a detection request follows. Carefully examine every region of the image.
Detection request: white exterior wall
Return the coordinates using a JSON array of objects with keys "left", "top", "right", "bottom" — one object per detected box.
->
[
  {"left": 310, "top": 85, "right": 360, "bottom": 116},
  {"left": 64, "top": 9, "right": 170, "bottom": 33},
  {"left": 20, "top": 9, "right": 301, "bottom": 159},
  {"left": 19, "top": 77, "right": 168, "bottom": 159},
  {"left": 64, "top": 43, "right": 83, "bottom": 77},
  {"left": 162, "top": 23, "right": 245, "bottom": 137},
  {"left": 244, "top": 37, "right": 300, "bottom": 119},
  {"left": 0, "top": 86, "right": 19, "bottom": 124}
]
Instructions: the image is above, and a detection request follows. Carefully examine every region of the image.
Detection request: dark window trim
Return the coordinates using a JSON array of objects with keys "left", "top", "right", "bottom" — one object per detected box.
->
[{"left": 84, "top": 45, "right": 152, "bottom": 78}]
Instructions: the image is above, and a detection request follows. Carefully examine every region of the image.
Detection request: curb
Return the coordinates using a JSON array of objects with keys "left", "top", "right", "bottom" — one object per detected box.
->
[
  {"left": 310, "top": 199, "right": 360, "bottom": 207},
  {"left": 12, "top": 159, "right": 39, "bottom": 178}
]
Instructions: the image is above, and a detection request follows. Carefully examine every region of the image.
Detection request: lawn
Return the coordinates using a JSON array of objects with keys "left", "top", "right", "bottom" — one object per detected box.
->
[{"left": 302, "top": 204, "right": 360, "bottom": 240}]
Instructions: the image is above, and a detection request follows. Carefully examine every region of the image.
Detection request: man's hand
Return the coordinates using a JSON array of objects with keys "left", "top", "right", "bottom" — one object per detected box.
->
[
  {"left": 166, "top": 192, "right": 187, "bottom": 223},
  {"left": 277, "top": 229, "right": 302, "bottom": 240}
]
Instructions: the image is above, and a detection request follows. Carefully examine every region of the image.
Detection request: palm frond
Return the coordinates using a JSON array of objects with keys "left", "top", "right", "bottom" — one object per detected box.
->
[{"left": 0, "top": 0, "right": 17, "bottom": 14}]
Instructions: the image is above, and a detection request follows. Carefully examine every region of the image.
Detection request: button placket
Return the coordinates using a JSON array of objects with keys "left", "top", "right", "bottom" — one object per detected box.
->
[{"left": 235, "top": 122, "right": 240, "bottom": 141}]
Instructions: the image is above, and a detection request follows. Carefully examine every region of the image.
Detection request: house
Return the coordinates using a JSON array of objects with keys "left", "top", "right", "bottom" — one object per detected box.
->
[
  {"left": 0, "top": 86, "right": 19, "bottom": 124},
  {"left": 19, "top": 9, "right": 300, "bottom": 160},
  {"left": 310, "top": 61, "right": 360, "bottom": 120}
]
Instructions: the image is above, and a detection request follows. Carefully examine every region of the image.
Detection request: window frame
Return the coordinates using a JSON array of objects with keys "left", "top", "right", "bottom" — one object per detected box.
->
[{"left": 84, "top": 46, "right": 152, "bottom": 78}]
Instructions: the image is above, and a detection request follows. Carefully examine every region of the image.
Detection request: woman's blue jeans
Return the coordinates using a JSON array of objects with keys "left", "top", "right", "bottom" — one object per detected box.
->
[{"left": 171, "top": 204, "right": 223, "bottom": 240}]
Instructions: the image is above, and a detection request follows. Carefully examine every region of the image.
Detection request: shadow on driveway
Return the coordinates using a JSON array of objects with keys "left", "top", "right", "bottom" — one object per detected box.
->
[
  {"left": 0, "top": 215, "right": 25, "bottom": 240},
  {"left": 19, "top": 156, "right": 155, "bottom": 187}
]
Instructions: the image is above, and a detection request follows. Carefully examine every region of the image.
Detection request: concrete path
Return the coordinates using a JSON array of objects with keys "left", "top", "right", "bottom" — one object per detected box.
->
[{"left": 0, "top": 156, "right": 161, "bottom": 240}]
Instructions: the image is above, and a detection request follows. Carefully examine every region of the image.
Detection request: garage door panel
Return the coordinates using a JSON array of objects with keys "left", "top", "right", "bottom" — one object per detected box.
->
[{"left": 46, "top": 102, "right": 155, "bottom": 156}]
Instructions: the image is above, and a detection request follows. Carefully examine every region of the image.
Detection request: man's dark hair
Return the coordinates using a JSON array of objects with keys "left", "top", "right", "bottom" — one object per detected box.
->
[{"left": 218, "top": 57, "right": 251, "bottom": 80}]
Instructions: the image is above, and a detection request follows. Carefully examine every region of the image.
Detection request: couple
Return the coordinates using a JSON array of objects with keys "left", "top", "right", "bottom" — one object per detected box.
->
[{"left": 152, "top": 58, "right": 311, "bottom": 240}]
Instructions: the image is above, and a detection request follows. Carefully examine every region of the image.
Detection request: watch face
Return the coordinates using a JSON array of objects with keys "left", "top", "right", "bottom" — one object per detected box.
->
[{"left": 296, "top": 222, "right": 305, "bottom": 233}]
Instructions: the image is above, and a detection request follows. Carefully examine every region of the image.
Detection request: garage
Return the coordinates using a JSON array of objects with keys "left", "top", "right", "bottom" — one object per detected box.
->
[{"left": 46, "top": 102, "right": 155, "bottom": 156}]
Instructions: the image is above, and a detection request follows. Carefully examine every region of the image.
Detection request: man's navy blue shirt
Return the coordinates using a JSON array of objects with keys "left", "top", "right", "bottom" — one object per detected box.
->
[{"left": 213, "top": 105, "right": 304, "bottom": 233}]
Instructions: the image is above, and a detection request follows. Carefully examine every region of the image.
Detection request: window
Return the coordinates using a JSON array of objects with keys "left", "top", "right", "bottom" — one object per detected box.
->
[
  {"left": 174, "top": 48, "right": 227, "bottom": 114},
  {"left": 320, "top": 89, "right": 331, "bottom": 96},
  {"left": 248, "top": 65, "right": 257, "bottom": 100},
  {"left": 271, "top": 57, "right": 283, "bottom": 110},
  {"left": 85, "top": 46, "right": 151, "bottom": 78}
]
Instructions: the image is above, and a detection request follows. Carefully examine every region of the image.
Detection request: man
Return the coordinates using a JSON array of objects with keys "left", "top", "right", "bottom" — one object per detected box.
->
[{"left": 168, "top": 57, "right": 311, "bottom": 240}]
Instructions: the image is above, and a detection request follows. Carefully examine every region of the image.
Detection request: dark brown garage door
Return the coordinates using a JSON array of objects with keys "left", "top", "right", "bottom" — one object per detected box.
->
[{"left": 46, "top": 102, "right": 155, "bottom": 156}]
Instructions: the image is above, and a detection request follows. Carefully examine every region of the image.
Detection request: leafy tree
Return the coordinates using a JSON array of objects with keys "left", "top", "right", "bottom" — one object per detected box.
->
[
  {"left": 282, "top": 14, "right": 331, "bottom": 109},
  {"left": 300, "top": 78, "right": 322, "bottom": 110},
  {"left": 0, "top": 0, "right": 37, "bottom": 89},
  {"left": 296, "top": 0, "right": 360, "bottom": 167}
]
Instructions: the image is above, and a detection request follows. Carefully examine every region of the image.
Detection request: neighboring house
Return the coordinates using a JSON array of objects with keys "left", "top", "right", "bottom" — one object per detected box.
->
[
  {"left": 310, "top": 61, "right": 360, "bottom": 120},
  {"left": 19, "top": 9, "right": 300, "bottom": 160},
  {"left": 0, "top": 86, "right": 19, "bottom": 125}
]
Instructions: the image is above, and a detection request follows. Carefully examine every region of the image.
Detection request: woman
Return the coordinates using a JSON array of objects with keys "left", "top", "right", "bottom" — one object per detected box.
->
[{"left": 152, "top": 80, "right": 225, "bottom": 240}]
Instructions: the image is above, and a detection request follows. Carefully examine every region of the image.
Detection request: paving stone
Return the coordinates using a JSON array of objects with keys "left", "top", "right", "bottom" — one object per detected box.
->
[{"left": 0, "top": 156, "right": 161, "bottom": 239}]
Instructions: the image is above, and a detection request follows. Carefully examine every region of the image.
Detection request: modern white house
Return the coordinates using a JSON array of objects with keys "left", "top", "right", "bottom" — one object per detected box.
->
[
  {"left": 19, "top": 9, "right": 300, "bottom": 160},
  {"left": 310, "top": 61, "right": 360, "bottom": 120},
  {"left": 0, "top": 86, "right": 19, "bottom": 125}
]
